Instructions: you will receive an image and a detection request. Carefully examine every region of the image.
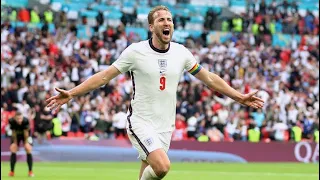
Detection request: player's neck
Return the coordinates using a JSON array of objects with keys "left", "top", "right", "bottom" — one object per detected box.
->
[{"left": 151, "top": 37, "right": 169, "bottom": 51}]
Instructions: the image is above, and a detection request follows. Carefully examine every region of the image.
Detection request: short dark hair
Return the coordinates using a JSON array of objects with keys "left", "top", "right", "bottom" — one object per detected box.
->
[
  {"left": 15, "top": 111, "right": 23, "bottom": 116},
  {"left": 147, "top": 5, "right": 171, "bottom": 25}
]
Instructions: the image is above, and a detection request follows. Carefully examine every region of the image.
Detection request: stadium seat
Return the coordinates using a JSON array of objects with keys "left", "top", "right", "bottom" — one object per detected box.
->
[
  {"left": 62, "top": 3, "right": 87, "bottom": 12},
  {"left": 70, "top": 0, "right": 94, "bottom": 3},
  {"left": 137, "top": 6, "right": 151, "bottom": 22},
  {"left": 80, "top": 10, "right": 98, "bottom": 26},
  {"left": 76, "top": 25, "right": 94, "bottom": 40},
  {"left": 185, "top": 16, "right": 204, "bottom": 31},
  {"left": 47, "top": 133, "right": 51, "bottom": 140},
  {"left": 11, "top": 21, "right": 26, "bottom": 28},
  {"left": 51, "top": 0, "right": 65, "bottom": 3},
  {"left": 125, "top": 27, "right": 148, "bottom": 40},
  {"left": 172, "top": 30, "right": 202, "bottom": 43},
  {"left": 261, "top": 127, "right": 270, "bottom": 140},
  {"left": 67, "top": 132, "right": 75, "bottom": 137},
  {"left": 76, "top": 131, "right": 84, "bottom": 137},
  {"left": 91, "top": 4, "right": 108, "bottom": 12},
  {"left": 229, "top": 0, "right": 246, "bottom": 15},
  {"left": 116, "top": 134, "right": 126, "bottom": 140},
  {"left": 2, "top": 0, "right": 28, "bottom": 8},
  {"left": 122, "top": 1, "right": 136, "bottom": 14},
  {"left": 98, "top": 25, "right": 106, "bottom": 34},
  {"left": 80, "top": 10, "right": 98, "bottom": 18},
  {"left": 103, "top": 10, "right": 122, "bottom": 27},
  {"left": 138, "top": 0, "right": 148, "bottom": 6},
  {"left": 48, "top": 23, "right": 55, "bottom": 33},
  {"left": 284, "top": 131, "right": 289, "bottom": 141},
  {"left": 174, "top": 8, "right": 191, "bottom": 18},
  {"left": 66, "top": 10, "right": 78, "bottom": 20},
  {"left": 223, "top": 127, "right": 234, "bottom": 142}
]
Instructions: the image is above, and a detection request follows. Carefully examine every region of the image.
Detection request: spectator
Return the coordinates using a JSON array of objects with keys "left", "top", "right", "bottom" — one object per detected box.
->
[
  {"left": 248, "top": 122, "right": 261, "bottom": 142},
  {"left": 36, "top": 106, "right": 53, "bottom": 143},
  {"left": 112, "top": 107, "right": 127, "bottom": 138},
  {"left": 271, "top": 119, "right": 289, "bottom": 141},
  {"left": 43, "top": 9, "right": 54, "bottom": 24},
  {"left": 250, "top": 108, "right": 265, "bottom": 128},
  {"left": 30, "top": 7, "right": 40, "bottom": 24},
  {"left": 18, "top": 8, "right": 30, "bottom": 22},
  {"left": 302, "top": 114, "right": 316, "bottom": 139},
  {"left": 0, "top": 2, "right": 318, "bottom": 143},
  {"left": 57, "top": 107, "right": 71, "bottom": 136}
]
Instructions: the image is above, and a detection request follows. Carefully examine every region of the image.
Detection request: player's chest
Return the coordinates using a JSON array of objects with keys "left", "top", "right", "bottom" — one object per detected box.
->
[{"left": 134, "top": 55, "right": 183, "bottom": 78}]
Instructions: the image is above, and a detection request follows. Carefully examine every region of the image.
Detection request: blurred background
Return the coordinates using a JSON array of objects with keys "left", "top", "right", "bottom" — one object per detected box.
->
[{"left": 0, "top": 0, "right": 319, "bottom": 179}]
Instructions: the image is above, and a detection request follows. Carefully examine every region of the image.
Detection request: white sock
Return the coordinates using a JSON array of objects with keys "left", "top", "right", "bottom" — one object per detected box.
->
[{"left": 140, "top": 165, "right": 160, "bottom": 180}]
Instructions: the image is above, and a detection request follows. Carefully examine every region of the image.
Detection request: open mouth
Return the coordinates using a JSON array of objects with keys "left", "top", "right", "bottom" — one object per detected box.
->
[{"left": 163, "top": 29, "right": 170, "bottom": 36}]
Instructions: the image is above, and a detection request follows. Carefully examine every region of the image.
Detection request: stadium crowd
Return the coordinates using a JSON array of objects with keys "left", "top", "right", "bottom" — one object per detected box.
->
[{"left": 1, "top": 0, "right": 319, "bottom": 143}]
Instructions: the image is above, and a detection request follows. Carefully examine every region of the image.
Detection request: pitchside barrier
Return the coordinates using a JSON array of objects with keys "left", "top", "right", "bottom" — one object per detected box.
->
[{"left": 1, "top": 138, "right": 318, "bottom": 163}]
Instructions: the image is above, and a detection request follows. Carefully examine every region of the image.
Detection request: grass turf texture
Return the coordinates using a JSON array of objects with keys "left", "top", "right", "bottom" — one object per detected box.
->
[{"left": 1, "top": 162, "right": 318, "bottom": 180}]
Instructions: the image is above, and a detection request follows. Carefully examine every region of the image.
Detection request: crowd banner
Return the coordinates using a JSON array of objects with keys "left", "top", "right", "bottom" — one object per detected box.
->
[{"left": 1, "top": 139, "right": 318, "bottom": 163}]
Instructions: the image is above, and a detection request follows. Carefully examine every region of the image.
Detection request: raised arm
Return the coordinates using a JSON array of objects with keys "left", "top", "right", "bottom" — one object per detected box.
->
[
  {"left": 46, "top": 65, "right": 121, "bottom": 113},
  {"left": 68, "top": 65, "right": 120, "bottom": 97},
  {"left": 194, "top": 68, "right": 264, "bottom": 109}
]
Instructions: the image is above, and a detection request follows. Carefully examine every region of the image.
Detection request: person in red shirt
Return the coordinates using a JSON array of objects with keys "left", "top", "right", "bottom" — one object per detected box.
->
[{"left": 18, "top": 8, "right": 30, "bottom": 22}]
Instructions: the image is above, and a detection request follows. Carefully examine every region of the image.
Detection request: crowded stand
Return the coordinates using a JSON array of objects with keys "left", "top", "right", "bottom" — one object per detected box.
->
[{"left": 1, "top": 0, "right": 319, "bottom": 144}]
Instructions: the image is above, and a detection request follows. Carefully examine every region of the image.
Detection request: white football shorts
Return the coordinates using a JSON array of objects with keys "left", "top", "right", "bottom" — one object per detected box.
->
[{"left": 127, "top": 124, "right": 172, "bottom": 161}]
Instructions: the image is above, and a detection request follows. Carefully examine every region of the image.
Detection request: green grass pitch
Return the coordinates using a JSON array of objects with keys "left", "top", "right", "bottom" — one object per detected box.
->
[{"left": 1, "top": 162, "right": 318, "bottom": 180}]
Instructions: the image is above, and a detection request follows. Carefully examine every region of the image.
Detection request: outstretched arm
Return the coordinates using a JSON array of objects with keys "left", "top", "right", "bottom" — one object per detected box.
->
[
  {"left": 46, "top": 65, "right": 121, "bottom": 113},
  {"left": 194, "top": 68, "right": 264, "bottom": 109},
  {"left": 68, "top": 65, "right": 121, "bottom": 97}
]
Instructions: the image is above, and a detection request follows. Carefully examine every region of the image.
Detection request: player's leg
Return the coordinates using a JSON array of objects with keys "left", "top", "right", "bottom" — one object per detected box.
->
[
  {"left": 24, "top": 138, "right": 34, "bottom": 177},
  {"left": 141, "top": 149, "right": 170, "bottom": 179},
  {"left": 9, "top": 139, "right": 18, "bottom": 176},
  {"left": 141, "top": 131, "right": 173, "bottom": 179},
  {"left": 139, "top": 160, "right": 149, "bottom": 179},
  {"left": 127, "top": 128, "right": 161, "bottom": 180}
]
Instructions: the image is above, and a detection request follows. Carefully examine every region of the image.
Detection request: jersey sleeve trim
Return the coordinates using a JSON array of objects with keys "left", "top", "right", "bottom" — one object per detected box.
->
[
  {"left": 112, "top": 64, "right": 125, "bottom": 74},
  {"left": 188, "top": 63, "right": 202, "bottom": 75}
]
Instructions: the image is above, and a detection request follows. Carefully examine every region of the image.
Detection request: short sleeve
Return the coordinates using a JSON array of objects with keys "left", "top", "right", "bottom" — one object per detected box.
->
[
  {"left": 112, "top": 45, "right": 134, "bottom": 73},
  {"left": 9, "top": 118, "right": 18, "bottom": 130},
  {"left": 9, "top": 119, "right": 16, "bottom": 130},
  {"left": 184, "top": 47, "right": 202, "bottom": 76},
  {"left": 23, "top": 118, "right": 30, "bottom": 130}
]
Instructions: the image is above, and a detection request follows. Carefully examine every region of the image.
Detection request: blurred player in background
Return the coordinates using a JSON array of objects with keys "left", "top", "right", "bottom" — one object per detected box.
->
[
  {"left": 8, "top": 111, "right": 34, "bottom": 177},
  {"left": 46, "top": 5, "right": 264, "bottom": 180}
]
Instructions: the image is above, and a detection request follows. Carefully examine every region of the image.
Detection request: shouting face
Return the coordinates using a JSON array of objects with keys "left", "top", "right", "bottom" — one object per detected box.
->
[{"left": 149, "top": 10, "right": 174, "bottom": 45}]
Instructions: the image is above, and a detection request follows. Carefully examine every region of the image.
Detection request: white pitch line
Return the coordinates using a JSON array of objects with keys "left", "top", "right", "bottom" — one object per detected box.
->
[{"left": 37, "top": 166, "right": 318, "bottom": 177}]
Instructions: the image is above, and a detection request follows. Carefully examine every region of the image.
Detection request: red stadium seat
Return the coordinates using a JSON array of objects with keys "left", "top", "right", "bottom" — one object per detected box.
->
[
  {"left": 284, "top": 131, "right": 289, "bottom": 141},
  {"left": 116, "top": 134, "right": 125, "bottom": 140},
  {"left": 261, "top": 127, "right": 270, "bottom": 140},
  {"left": 76, "top": 131, "right": 84, "bottom": 137},
  {"left": 223, "top": 128, "right": 234, "bottom": 142},
  {"left": 67, "top": 132, "right": 75, "bottom": 137},
  {"left": 182, "top": 129, "right": 189, "bottom": 140}
]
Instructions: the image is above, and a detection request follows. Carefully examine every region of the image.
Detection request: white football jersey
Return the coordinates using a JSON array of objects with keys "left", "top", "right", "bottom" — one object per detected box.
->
[{"left": 112, "top": 39, "right": 202, "bottom": 133}]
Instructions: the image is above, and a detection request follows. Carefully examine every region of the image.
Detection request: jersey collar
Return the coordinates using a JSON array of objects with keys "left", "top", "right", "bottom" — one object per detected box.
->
[{"left": 148, "top": 38, "right": 170, "bottom": 53}]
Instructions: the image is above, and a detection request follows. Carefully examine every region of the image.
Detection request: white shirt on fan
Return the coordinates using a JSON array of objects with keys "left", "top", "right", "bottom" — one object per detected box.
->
[{"left": 112, "top": 39, "right": 202, "bottom": 133}]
